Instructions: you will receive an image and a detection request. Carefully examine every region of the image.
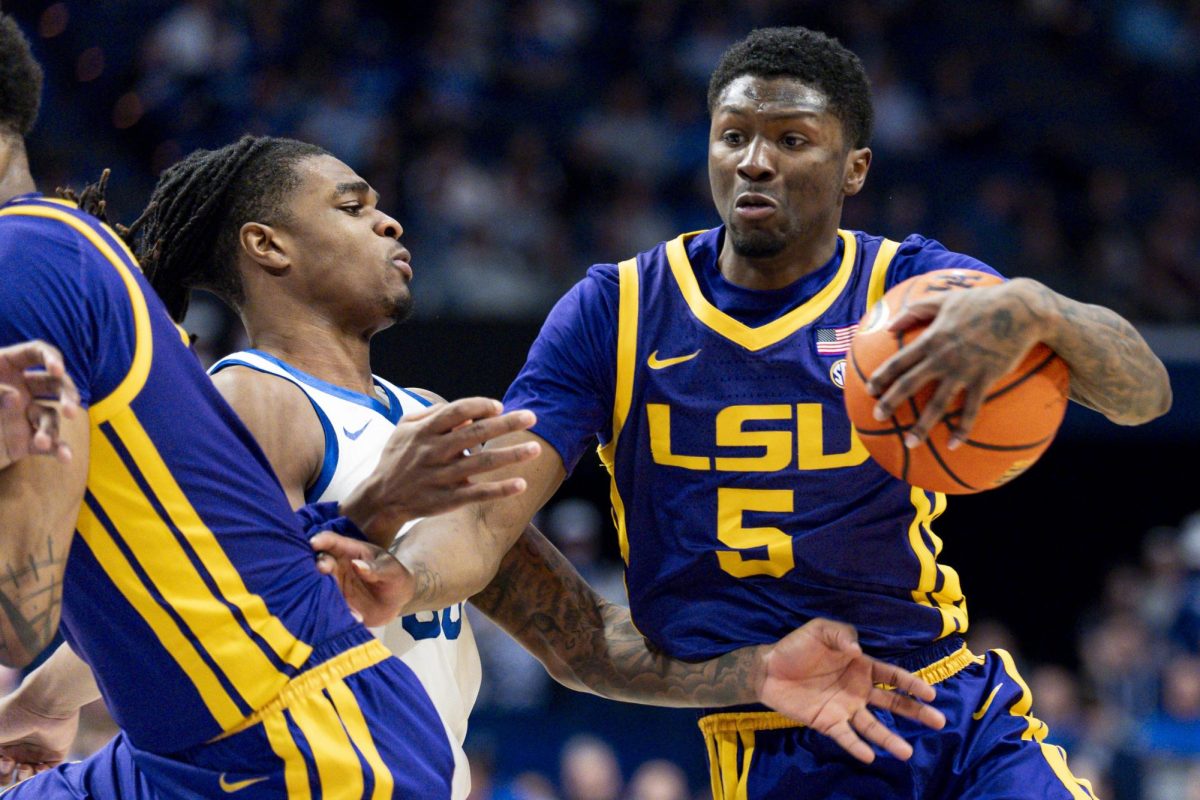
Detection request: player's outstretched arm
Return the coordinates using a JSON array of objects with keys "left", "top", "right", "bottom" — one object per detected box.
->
[
  {"left": 0, "top": 340, "right": 80, "bottom": 470},
  {"left": 0, "top": 642, "right": 99, "bottom": 785},
  {"left": 0, "top": 400, "right": 88, "bottom": 668},
  {"left": 314, "top": 430, "right": 566, "bottom": 618},
  {"left": 867, "top": 277, "right": 1171, "bottom": 446},
  {"left": 470, "top": 526, "right": 945, "bottom": 764}
]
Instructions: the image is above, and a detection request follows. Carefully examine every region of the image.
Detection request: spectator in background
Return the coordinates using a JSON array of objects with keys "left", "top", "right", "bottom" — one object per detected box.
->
[
  {"left": 560, "top": 735, "right": 621, "bottom": 800},
  {"left": 623, "top": 760, "right": 689, "bottom": 800}
]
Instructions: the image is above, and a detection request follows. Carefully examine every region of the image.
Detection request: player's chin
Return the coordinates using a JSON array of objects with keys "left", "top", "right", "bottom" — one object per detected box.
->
[
  {"left": 728, "top": 226, "right": 788, "bottom": 259},
  {"left": 387, "top": 290, "right": 414, "bottom": 324}
]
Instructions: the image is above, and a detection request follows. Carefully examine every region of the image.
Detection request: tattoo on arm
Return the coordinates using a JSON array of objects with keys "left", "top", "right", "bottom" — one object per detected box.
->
[
  {"left": 0, "top": 537, "right": 66, "bottom": 667},
  {"left": 1029, "top": 282, "right": 1172, "bottom": 424},
  {"left": 472, "top": 526, "right": 762, "bottom": 707}
]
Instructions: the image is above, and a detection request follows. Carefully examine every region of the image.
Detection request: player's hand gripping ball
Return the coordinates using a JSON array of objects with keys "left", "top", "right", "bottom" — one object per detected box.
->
[{"left": 843, "top": 269, "right": 1069, "bottom": 494}]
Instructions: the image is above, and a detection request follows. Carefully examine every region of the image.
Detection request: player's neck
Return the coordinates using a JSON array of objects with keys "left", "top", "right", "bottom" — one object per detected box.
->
[
  {"left": 717, "top": 224, "right": 840, "bottom": 291},
  {"left": 0, "top": 139, "right": 37, "bottom": 206},
  {"left": 246, "top": 317, "right": 376, "bottom": 396}
]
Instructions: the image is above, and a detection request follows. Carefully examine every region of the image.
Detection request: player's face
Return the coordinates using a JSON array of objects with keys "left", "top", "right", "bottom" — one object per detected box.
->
[
  {"left": 280, "top": 155, "right": 412, "bottom": 330},
  {"left": 708, "top": 75, "right": 868, "bottom": 260}
]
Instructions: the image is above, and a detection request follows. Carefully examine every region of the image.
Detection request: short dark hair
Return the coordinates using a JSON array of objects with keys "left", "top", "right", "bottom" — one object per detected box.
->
[
  {"left": 131, "top": 136, "right": 328, "bottom": 321},
  {"left": 0, "top": 14, "right": 43, "bottom": 137},
  {"left": 707, "top": 26, "right": 873, "bottom": 149}
]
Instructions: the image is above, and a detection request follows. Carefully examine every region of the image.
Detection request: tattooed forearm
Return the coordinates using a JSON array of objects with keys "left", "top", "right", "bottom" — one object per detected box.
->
[
  {"left": 1016, "top": 279, "right": 1172, "bottom": 424},
  {"left": 0, "top": 537, "right": 66, "bottom": 668},
  {"left": 472, "top": 526, "right": 766, "bottom": 707}
]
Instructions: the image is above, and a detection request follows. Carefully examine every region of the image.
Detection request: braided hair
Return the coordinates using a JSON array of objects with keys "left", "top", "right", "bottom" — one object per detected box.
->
[{"left": 66, "top": 135, "right": 328, "bottom": 321}]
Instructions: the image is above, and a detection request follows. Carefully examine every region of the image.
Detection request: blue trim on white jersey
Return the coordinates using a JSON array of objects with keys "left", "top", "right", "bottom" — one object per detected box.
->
[
  {"left": 208, "top": 357, "right": 340, "bottom": 503},
  {"left": 393, "top": 384, "right": 434, "bottom": 409},
  {"left": 242, "top": 349, "right": 403, "bottom": 422}
]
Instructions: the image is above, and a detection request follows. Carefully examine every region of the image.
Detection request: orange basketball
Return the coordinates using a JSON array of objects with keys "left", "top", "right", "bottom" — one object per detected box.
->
[{"left": 843, "top": 269, "right": 1070, "bottom": 494}]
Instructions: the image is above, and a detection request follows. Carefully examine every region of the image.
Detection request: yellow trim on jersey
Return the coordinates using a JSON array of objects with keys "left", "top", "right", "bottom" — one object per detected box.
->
[
  {"left": 76, "top": 501, "right": 244, "bottom": 729},
  {"left": 866, "top": 238, "right": 901, "bottom": 307},
  {"left": 993, "top": 649, "right": 1097, "bottom": 799},
  {"left": 263, "top": 710, "right": 312, "bottom": 800},
  {"left": 906, "top": 487, "right": 968, "bottom": 637},
  {"left": 89, "top": 416, "right": 293, "bottom": 709},
  {"left": 0, "top": 205, "right": 152, "bottom": 423},
  {"left": 289, "top": 689, "right": 365, "bottom": 799},
  {"left": 664, "top": 229, "right": 858, "bottom": 352},
  {"left": 33, "top": 197, "right": 80, "bottom": 209},
  {"left": 213, "top": 640, "right": 392, "bottom": 741},
  {"left": 328, "top": 680, "right": 395, "bottom": 799},
  {"left": 597, "top": 257, "right": 640, "bottom": 564},
  {"left": 107, "top": 410, "right": 312, "bottom": 670}
]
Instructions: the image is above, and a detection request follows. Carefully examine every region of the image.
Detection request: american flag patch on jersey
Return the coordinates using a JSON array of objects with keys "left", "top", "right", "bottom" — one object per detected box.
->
[{"left": 814, "top": 324, "right": 857, "bottom": 355}]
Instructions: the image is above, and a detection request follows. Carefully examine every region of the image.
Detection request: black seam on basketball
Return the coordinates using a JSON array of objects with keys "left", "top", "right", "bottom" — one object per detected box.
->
[
  {"left": 924, "top": 432, "right": 978, "bottom": 491},
  {"left": 961, "top": 433, "right": 1055, "bottom": 452}
]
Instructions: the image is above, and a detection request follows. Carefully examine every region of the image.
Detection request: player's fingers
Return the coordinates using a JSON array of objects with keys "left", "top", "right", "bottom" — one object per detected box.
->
[
  {"left": 2, "top": 340, "right": 66, "bottom": 377},
  {"left": 865, "top": 336, "right": 929, "bottom": 401},
  {"left": 314, "top": 552, "right": 337, "bottom": 575},
  {"left": 868, "top": 661, "right": 937, "bottom": 702},
  {"left": 421, "top": 397, "right": 506, "bottom": 433},
  {"left": 28, "top": 403, "right": 60, "bottom": 456},
  {"left": 868, "top": 686, "right": 946, "bottom": 730},
  {"left": 14, "top": 763, "right": 33, "bottom": 783},
  {"left": 852, "top": 706, "right": 913, "bottom": 761},
  {"left": 442, "top": 411, "right": 537, "bottom": 455},
  {"left": 443, "top": 440, "right": 540, "bottom": 481},
  {"left": 0, "top": 755, "right": 13, "bottom": 780},
  {"left": 907, "top": 378, "right": 964, "bottom": 448},
  {"left": 948, "top": 384, "right": 988, "bottom": 450},
  {"left": 884, "top": 298, "right": 944, "bottom": 332},
  {"left": 821, "top": 718, "right": 875, "bottom": 764},
  {"left": 309, "top": 531, "right": 375, "bottom": 561},
  {"left": 870, "top": 359, "right": 936, "bottom": 423},
  {"left": 444, "top": 478, "right": 530, "bottom": 507}
]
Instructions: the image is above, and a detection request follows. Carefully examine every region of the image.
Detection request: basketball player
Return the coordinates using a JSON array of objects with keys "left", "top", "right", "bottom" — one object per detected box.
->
[
  {"left": 0, "top": 14, "right": 545, "bottom": 798},
  {"left": 0, "top": 135, "right": 946, "bottom": 794},
  {"left": 313, "top": 26, "right": 1173, "bottom": 799}
]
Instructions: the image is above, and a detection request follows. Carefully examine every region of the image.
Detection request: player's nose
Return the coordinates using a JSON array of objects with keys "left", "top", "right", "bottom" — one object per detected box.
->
[
  {"left": 737, "top": 137, "right": 776, "bottom": 182},
  {"left": 375, "top": 213, "right": 403, "bottom": 240}
]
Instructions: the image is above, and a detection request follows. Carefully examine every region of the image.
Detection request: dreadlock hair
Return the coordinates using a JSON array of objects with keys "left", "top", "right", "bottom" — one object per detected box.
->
[
  {"left": 707, "top": 27, "right": 873, "bottom": 150},
  {"left": 69, "top": 135, "right": 329, "bottom": 322},
  {"left": 0, "top": 13, "right": 43, "bottom": 139}
]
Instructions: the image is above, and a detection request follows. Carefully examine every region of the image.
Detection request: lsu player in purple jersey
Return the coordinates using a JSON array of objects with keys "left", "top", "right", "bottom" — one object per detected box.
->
[
  {"left": 0, "top": 133, "right": 947, "bottom": 794},
  {"left": 0, "top": 14, "right": 554, "bottom": 799},
  {"left": 314, "top": 26, "right": 1172, "bottom": 800}
]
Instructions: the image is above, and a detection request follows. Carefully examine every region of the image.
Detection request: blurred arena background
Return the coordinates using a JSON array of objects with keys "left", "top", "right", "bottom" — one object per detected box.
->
[{"left": 4, "top": 1, "right": 1199, "bottom": 798}]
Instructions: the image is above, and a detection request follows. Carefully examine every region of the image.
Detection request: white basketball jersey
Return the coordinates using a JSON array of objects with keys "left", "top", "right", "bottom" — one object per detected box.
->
[{"left": 211, "top": 350, "right": 480, "bottom": 800}]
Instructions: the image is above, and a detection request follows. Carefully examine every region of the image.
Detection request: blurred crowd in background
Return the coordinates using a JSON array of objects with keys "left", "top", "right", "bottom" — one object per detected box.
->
[{"left": 7, "top": 0, "right": 1200, "bottom": 797}]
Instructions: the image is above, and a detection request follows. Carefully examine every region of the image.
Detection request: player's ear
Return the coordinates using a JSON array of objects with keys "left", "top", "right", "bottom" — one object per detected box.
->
[
  {"left": 843, "top": 147, "right": 871, "bottom": 196},
  {"left": 239, "top": 221, "right": 289, "bottom": 275}
]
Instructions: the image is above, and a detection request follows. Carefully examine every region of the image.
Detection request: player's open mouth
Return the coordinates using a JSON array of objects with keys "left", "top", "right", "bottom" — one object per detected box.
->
[{"left": 735, "top": 193, "right": 777, "bottom": 220}]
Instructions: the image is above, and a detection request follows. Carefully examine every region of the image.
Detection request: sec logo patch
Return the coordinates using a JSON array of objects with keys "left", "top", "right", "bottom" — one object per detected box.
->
[{"left": 830, "top": 358, "right": 847, "bottom": 388}]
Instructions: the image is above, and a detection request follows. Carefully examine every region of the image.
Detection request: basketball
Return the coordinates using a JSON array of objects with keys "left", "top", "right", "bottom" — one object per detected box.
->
[{"left": 843, "top": 269, "right": 1070, "bottom": 494}]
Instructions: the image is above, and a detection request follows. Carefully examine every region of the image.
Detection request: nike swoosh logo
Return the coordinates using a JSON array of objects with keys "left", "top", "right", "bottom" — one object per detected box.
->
[
  {"left": 220, "top": 774, "right": 269, "bottom": 793},
  {"left": 647, "top": 349, "right": 701, "bottom": 369},
  {"left": 972, "top": 682, "right": 1004, "bottom": 720},
  {"left": 344, "top": 421, "right": 370, "bottom": 440}
]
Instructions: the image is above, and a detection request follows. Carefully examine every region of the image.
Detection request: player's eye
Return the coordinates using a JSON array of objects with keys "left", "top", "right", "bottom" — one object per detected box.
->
[
  {"left": 722, "top": 131, "right": 744, "bottom": 146},
  {"left": 782, "top": 134, "right": 806, "bottom": 148},
  {"left": 340, "top": 203, "right": 363, "bottom": 216}
]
